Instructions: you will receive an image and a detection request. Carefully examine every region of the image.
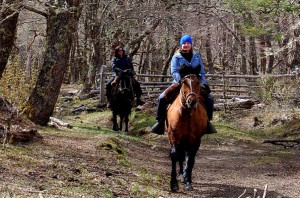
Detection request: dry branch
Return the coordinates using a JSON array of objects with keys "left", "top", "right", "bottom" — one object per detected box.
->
[
  {"left": 238, "top": 189, "right": 246, "bottom": 198},
  {"left": 263, "top": 184, "right": 268, "bottom": 198}
]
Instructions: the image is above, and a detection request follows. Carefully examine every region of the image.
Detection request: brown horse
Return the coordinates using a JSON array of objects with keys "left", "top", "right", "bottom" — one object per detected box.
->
[{"left": 166, "top": 74, "right": 207, "bottom": 192}]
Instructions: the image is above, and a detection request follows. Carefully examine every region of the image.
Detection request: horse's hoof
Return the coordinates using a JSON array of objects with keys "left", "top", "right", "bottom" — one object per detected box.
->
[
  {"left": 170, "top": 180, "right": 179, "bottom": 192},
  {"left": 178, "top": 174, "right": 186, "bottom": 183},
  {"left": 185, "top": 182, "right": 193, "bottom": 191},
  {"left": 112, "top": 126, "right": 119, "bottom": 131}
]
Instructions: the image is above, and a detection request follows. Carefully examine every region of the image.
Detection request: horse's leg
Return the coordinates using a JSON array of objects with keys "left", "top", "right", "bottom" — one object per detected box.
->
[
  {"left": 124, "top": 114, "right": 129, "bottom": 135},
  {"left": 170, "top": 145, "right": 179, "bottom": 192},
  {"left": 184, "top": 146, "right": 199, "bottom": 191},
  {"left": 119, "top": 115, "right": 123, "bottom": 132},
  {"left": 184, "top": 153, "right": 195, "bottom": 190},
  {"left": 178, "top": 147, "right": 186, "bottom": 183},
  {"left": 112, "top": 111, "right": 119, "bottom": 131}
]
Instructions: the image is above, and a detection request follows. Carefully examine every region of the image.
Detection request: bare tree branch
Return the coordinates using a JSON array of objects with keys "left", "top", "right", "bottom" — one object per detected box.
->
[{"left": 20, "top": 3, "right": 48, "bottom": 17}]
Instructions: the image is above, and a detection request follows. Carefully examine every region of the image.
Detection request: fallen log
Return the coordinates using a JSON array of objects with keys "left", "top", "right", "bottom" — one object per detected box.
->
[
  {"left": 71, "top": 104, "right": 97, "bottom": 114},
  {"left": 214, "top": 97, "right": 256, "bottom": 110},
  {"left": 263, "top": 139, "right": 300, "bottom": 148},
  {"left": 49, "top": 117, "right": 73, "bottom": 129}
]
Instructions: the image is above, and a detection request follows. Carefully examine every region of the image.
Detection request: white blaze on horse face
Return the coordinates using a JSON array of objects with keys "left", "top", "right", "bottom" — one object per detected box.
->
[{"left": 181, "top": 77, "right": 199, "bottom": 109}]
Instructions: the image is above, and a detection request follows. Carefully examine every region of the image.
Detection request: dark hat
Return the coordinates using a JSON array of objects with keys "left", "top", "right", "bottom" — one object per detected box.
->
[{"left": 180, "top": 34, "right": 193, "bottom": 45}]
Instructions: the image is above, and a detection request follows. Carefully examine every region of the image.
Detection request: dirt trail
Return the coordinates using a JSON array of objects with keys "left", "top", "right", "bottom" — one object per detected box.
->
[
  {"left": 1, "top": 126, "right": 299, "bottom": 197},
  {"left": 127, "top": 135, "right": 300, "bottom": 198}
]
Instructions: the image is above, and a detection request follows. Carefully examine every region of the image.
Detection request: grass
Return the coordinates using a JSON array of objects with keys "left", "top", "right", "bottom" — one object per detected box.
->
[
  {"left": 252, "top": 150, "right": 293, "bottom": 165},
  {"left": 1, "top": 100, "right": 300, "bottom": 197}
]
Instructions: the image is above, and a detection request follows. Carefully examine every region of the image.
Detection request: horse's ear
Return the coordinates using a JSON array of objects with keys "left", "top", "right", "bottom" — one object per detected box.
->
[
  {"left": 181, "top": 75, "right": 189, "bottom": 81},
  {"left": 179, "top": 78, "right": 185, "bottom": 84}
]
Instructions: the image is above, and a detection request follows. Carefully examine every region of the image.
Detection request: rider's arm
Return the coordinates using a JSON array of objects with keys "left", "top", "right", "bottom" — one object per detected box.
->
[
  {"left": 198, "top": 54, "right": 207, "bottom": 85},
  {"left": 112, "top": 57, "right": 122, "bottom": 74},
  {"left": 171, "top": 55, "right": 181, "bottom": 83}
]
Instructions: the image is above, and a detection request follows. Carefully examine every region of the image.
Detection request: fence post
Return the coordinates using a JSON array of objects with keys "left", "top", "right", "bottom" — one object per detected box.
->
[
  {"left": 99, "top": 65, "right": 107, "bottom": 103},
  {"left": 296, "top": 67, "right": 300, "bottom": 101}
]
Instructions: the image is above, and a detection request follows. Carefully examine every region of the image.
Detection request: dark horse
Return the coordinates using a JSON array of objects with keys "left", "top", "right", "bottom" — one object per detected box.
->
[
  {"left": 110, "top": 69, "right": 134, "bottom": 134},
  {"left": 167, "top": 74, "right": 207, "bottom": 192}
]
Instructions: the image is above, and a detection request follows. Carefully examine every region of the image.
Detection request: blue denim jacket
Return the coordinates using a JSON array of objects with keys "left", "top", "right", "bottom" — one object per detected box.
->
[{"left": 170, "top": 51, "right": 207, "bottom": 84}]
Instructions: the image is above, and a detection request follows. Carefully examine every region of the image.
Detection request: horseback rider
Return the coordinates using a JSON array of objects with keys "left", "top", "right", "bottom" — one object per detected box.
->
[
  {"left": 151, "top": 34, "right": 217, "bottom": 135},
  {"left": 106, "top": 46, "right": 145, "bottom": 106}
]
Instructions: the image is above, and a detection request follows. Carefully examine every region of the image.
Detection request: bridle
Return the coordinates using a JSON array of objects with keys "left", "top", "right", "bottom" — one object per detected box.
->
[
  {"left": 179, "top": 74, "right": 199, "bottom": 108},
  {"left": 119, "top": 75, "right": 134, "bottom": 100}
]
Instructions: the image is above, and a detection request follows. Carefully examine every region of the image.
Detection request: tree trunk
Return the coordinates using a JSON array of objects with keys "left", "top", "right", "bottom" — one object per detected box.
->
[
  {"left": 0, "top": 0, "right": 20, "bottom": 79},
  {"left": 70, "top": 31, "right": 80, "bottom": 83},
  {"left": 291, "top": 27, "right": 300, "bottom": 71},
  {"left": 23, "top": 1, "right": 82, "bottom": 125},
  {"left": 205, "top": 17, "right": 214, "bottom": 74},
  {"left": 249, "top": 36, "right": 258, "bottom": 75},
  {"left": 266, "top": 36, "right": 274, "bottom": 74},
  {"left": 260, "top": 37, "right": 267, "bottom": 74},
  {"left": 80, "top": 1, "right": 106, "bottom": 94},
  {"left": 240, "top": 33, "right": 247, "bottom": 74},
  {"left": 79, "top": 6, "right": 89, "bottom": 84},
  {"left": 282, "top": 36, "right": 290, "bottom": 73},
  {"left": 89, "top": 41, "right": 102, "bottom": 89}
]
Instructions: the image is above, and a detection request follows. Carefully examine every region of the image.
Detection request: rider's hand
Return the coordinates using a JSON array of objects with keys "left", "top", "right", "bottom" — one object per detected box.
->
[
  {"left": 114, "top": 68, "right": 122, "bottom": 74},
  {"left": 117, "top": 69, "right": 123, "bottom": 76}
]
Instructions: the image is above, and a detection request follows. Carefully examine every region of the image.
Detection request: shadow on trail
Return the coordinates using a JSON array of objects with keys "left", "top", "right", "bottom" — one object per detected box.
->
[{"left": 188, "top": 182, "right": 289, "bottom": 198}]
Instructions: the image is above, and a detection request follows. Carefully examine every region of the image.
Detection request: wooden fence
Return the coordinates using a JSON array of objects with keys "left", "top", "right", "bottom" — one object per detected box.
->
[{"left": 96, "top": 65, "right": 300, "bottom": 104}]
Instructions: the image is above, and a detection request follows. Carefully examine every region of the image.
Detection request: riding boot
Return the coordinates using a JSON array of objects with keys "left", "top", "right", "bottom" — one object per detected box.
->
[
  {"left": 132, "top": 79, "right": 145, "bottom": 106},
  {"left": 106, "top": 86, "right": 112, "bottom": 108},
  {"left": 205, "top": 94, "right": 214, "bottom": 120},
  {"left": 203, "top": 93, "right": 216, "bottom": 134},
  {"left": 151, "top": 117, "right": 165, "bottom": 135},
  {"left": 136, "top": 95, "right": 145, "bottom": 106},
  {"left": 205, "top": 120, "right": 217, "bottom": 134},
  {"left": 151, "top": 96, "right": 167, "bottom": 135}
]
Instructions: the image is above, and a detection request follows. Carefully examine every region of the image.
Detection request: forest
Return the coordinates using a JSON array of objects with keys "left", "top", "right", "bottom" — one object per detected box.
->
[
  {"left": 0, "top": 0, "right": 300, "bottom": 197},
  {"left": 1, "top": 0, "right": 300, "bottom": 124}
]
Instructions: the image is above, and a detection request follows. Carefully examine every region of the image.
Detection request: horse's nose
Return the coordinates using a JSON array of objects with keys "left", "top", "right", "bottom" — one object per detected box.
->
[{"left": 188, "top": 98, "right": 196, "bottom": 108}]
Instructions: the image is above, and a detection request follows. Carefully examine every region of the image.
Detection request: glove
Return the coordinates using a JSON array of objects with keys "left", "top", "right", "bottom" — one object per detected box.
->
[
  {"left": 114, "top": 68, "right": 122, "bottom": 74},
  {"left": 203, "top": 84, "right": 211, "bottom": 93},
  {"left": 124, "top": 69, "right": 133, "bottom": 76}
]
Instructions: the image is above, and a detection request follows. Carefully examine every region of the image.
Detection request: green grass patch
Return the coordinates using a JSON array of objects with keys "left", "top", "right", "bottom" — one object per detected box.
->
[{"left": 252, "top": 151, "right": 293, "bottom": 165}]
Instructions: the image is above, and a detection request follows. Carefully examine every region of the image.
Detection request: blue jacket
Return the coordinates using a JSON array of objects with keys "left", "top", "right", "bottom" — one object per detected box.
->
[{"left": 170, "top": 50, "right": 207, "bottom": 84}]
